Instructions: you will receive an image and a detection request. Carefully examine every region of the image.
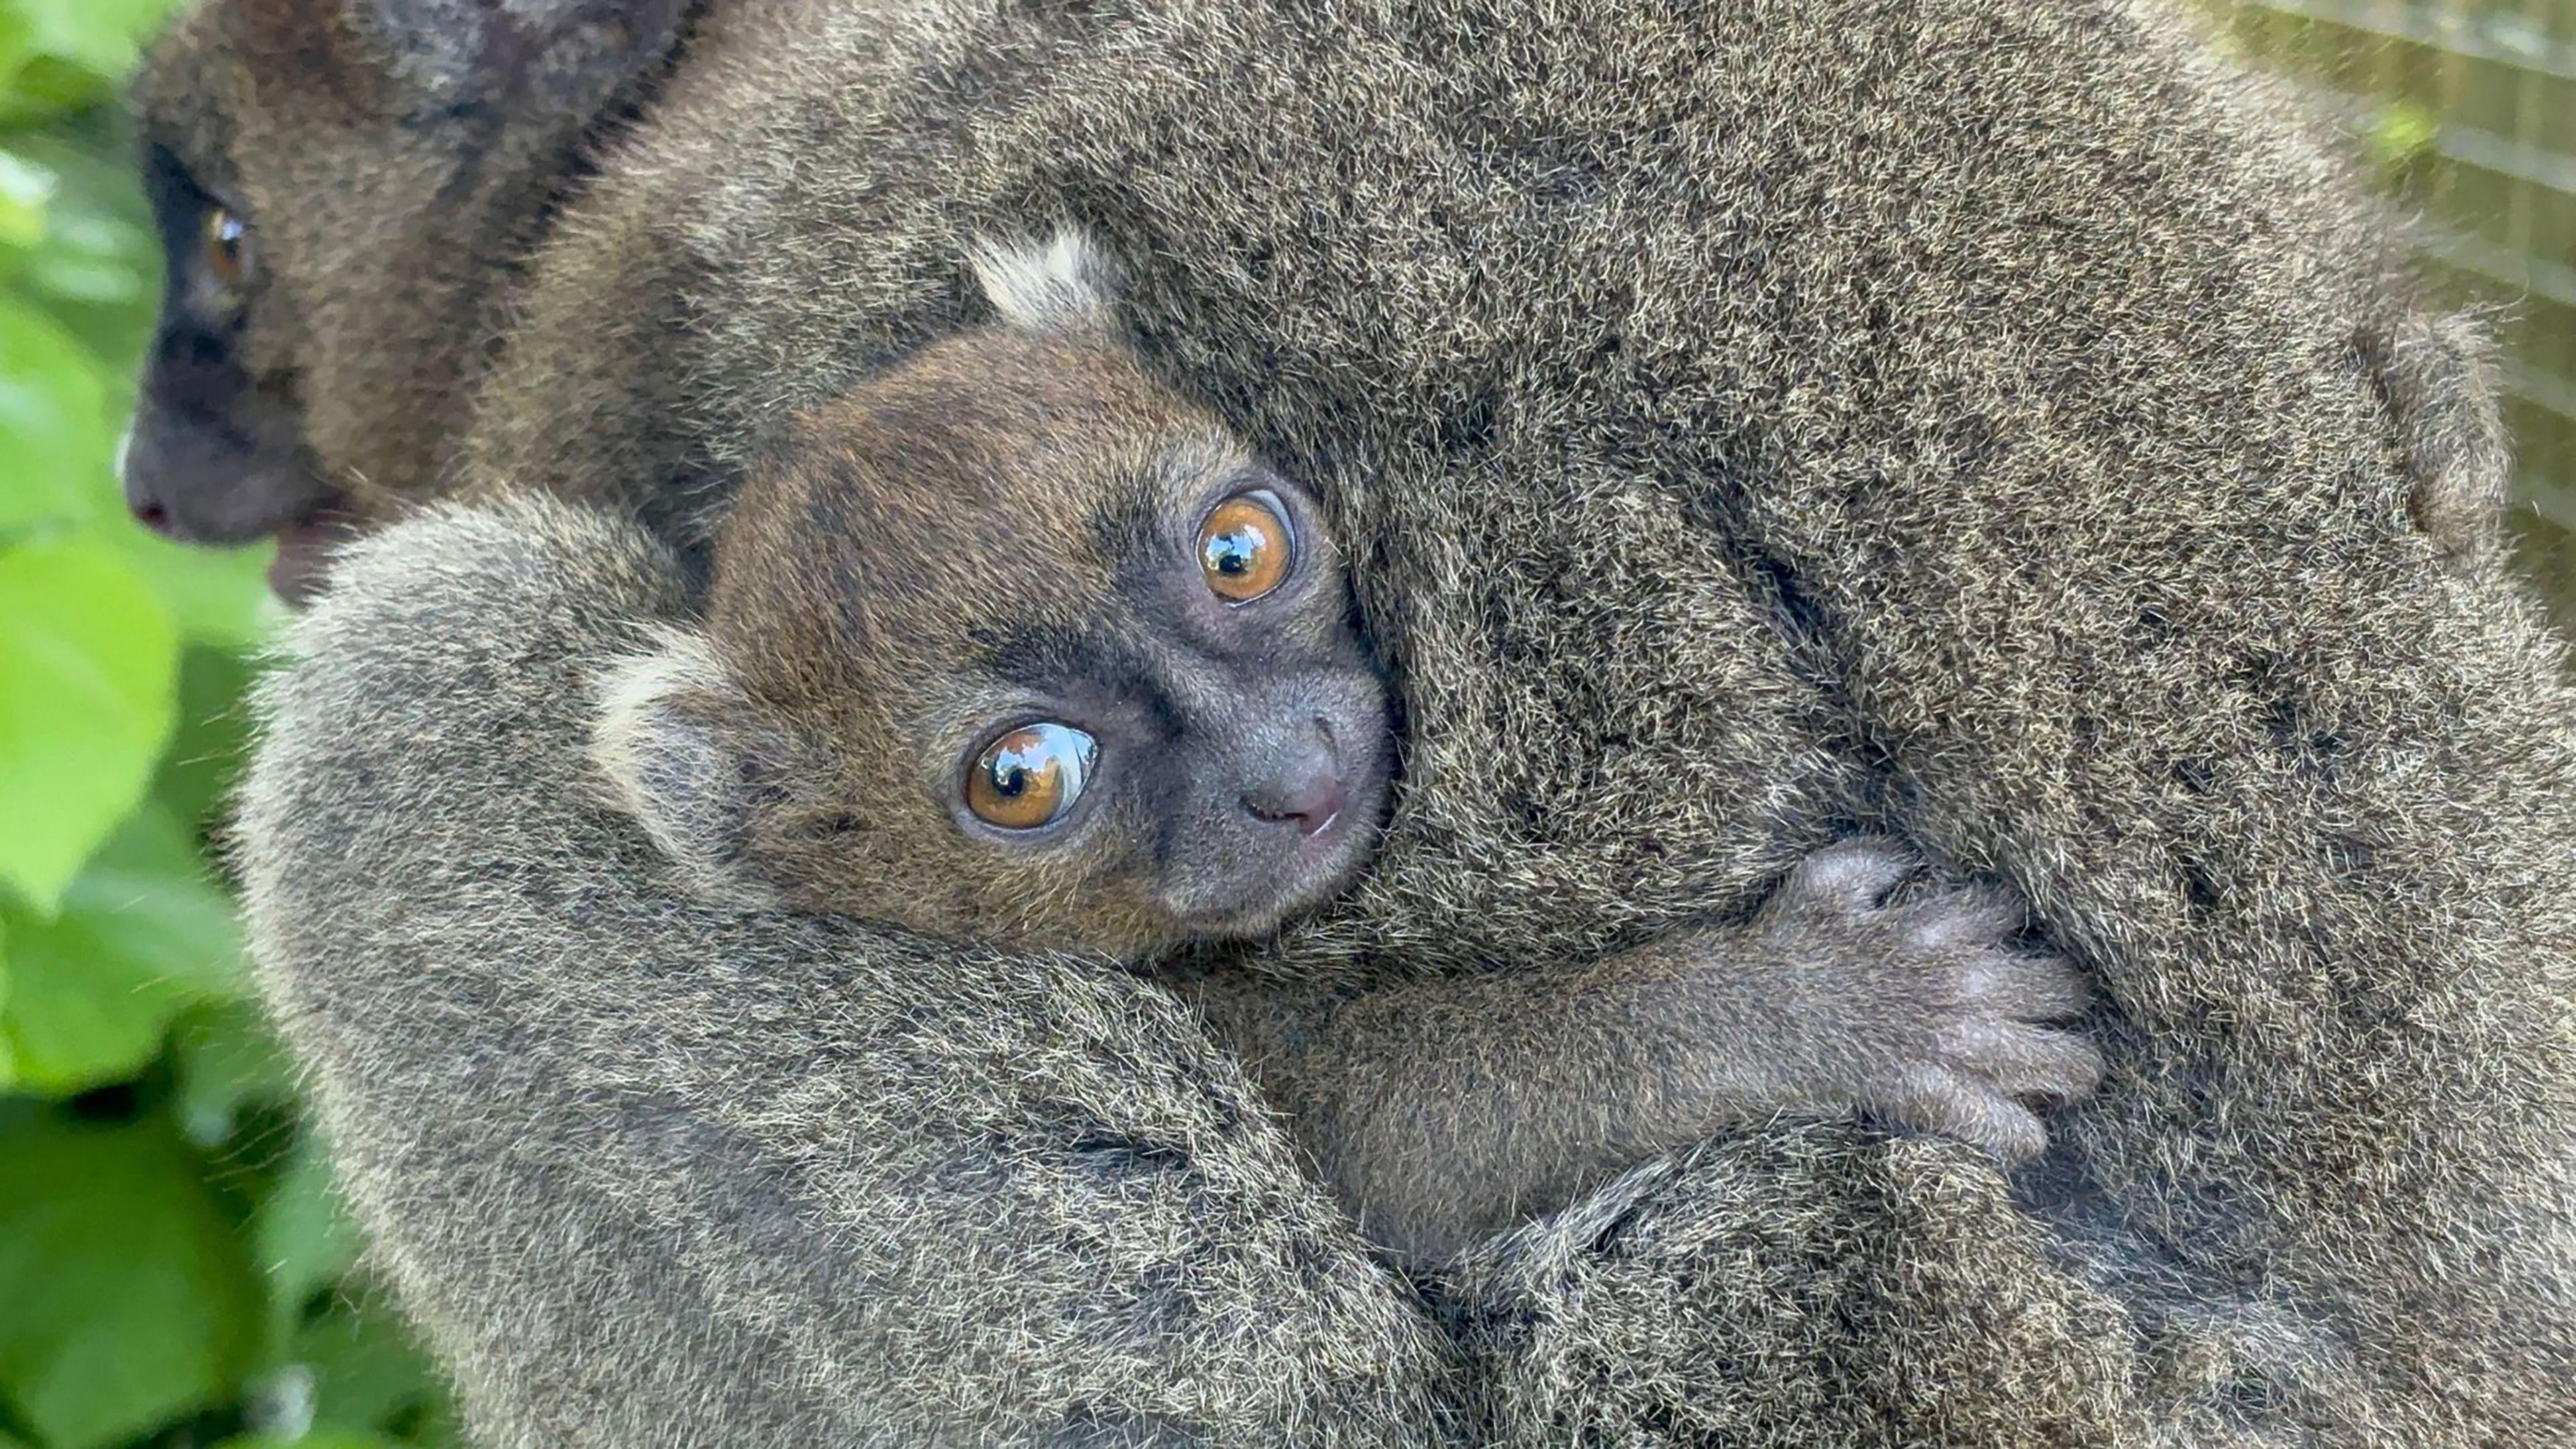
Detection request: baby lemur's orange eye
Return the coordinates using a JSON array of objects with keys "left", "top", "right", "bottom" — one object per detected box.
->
[
  {"left": 1198, "top": 492, "right": 1294, "bottom": 603},
  {"left": 965, "top": 722, "right": 1097, "bottom": 830},
  {"left": 203, "top": 205, "right": 251, "bottom": 293}
]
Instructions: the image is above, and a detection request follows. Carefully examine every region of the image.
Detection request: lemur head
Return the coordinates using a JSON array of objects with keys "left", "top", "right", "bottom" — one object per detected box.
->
[{"left": 594, "top": 232, "right": 1393, "bottom": 956}]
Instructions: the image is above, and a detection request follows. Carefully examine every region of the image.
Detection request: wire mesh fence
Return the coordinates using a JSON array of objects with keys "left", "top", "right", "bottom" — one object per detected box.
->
[{"left": 2199, "top": 0, "right": 2576, "bottom": 620}]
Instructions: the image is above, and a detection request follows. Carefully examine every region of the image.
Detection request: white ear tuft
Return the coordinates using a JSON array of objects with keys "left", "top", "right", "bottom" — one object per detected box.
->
[
  {"left": 970, "top": 228, "right": 1118, "bottom": 333},
  {"left": 590, "top": 628, "right": 774, "bottom": 906}
]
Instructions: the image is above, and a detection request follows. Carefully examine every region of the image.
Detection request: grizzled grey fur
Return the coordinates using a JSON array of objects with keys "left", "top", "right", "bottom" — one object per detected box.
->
[
  {"left": 233, "top": 0, "right": 2576, "bottom": 1442},
  {"left": 239, "top": 495, "right": 1456, "bottom": 1444}
]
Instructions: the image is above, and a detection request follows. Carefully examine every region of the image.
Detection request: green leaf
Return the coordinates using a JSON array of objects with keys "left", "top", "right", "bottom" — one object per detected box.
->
[
  {"left": 0, "top": 9, "right": 34, "bottom": 93},
  {"left": 0, "top": 803, "right": 244, "bottom": 1094},
  {"left": 2369, "top": 102, "right": 2438, "bottom": 170},
  {"left": 156, "top": 646, "right": 262, "bottom": 838},
  {"left": 2, "top": 125, "right": 168, "bottom": 363},
  {"left": 0, "top": 150, "right": 55, "bottom": 252},
  {"left": 11, "top": 0, "right": 180, "bottom": 83},
  {"left": 113, "top": 528, "right": 280, "bottom": 650},
  {"left": 54, "top": 799, "right": 243, "bottom": 993},
  {"left": 0, "top": 912, "right": 13, "bottom": 1091},
  {"left": 219, "top": 1435, "right": 406, "bottom": 1449},
  {"left": 172, "top": 1001, "right": 296, "bottom": 1148},
  {"left": 0, "top": 53, "right": 111, "bottom": 124},
  {"left": 0, "top": 1110, "right": 262, "bottom": 1449},
  {"left": 219, "top": 1423, "right": 407, "bottom": 1433},
  {"left": 287, "top": 1298, "right": 451, "bottom": 1442},
  {"left": 0, "top": 291, "right": 114, "bottom": 533},
  {"left": 23, "top": 211, "right": 153, "bottom": 305},
  {"left": 254, "top": 1144, "right": 359, "bottom": 1350},
  {"left": 0, "top": 537, "right": 178, "bottom": 912}
]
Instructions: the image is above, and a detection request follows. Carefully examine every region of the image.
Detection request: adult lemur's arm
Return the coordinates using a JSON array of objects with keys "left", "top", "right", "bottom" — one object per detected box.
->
[{"left": 236, "top": 494, "right": 1451, "bottom": 1446}]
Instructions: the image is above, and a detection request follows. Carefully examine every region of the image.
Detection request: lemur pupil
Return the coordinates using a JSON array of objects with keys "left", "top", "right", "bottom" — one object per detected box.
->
[{"left": 203, "top": 205, "right": 250, "bottom": 290}]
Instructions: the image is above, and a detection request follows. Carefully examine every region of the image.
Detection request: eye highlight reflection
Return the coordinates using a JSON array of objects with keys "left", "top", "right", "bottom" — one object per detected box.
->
[
  {"left": 965, "top": 722, "right": 1097, "bottom": 829},
  {"left": 1198, "top": 491, "right": 1294, "bottom": 602},
  {"left": 203, "top": 205, "right": 251, "bottom": 294}
]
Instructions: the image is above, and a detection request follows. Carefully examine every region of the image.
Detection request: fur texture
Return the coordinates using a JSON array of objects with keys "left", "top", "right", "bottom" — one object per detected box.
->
[
  {"left": 233, "top": 0, "right": 2576, "bottom": 1441},
  {"left": 239, "top": 495, "right": 1455, "bottom": 1445},
  {"left": 617, "top": 311, "right": 1395, "bottom": 955},
  {"left": 592, "top": 263, "right": 2099, "bottom": 1261},
  {"left": 126, "top": 0, "right": 698, "bottom": 588}
]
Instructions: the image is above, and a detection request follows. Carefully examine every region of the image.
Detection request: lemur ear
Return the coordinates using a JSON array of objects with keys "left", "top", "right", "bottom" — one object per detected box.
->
[
  {"left": 971, "top": 228, "right": 1120, "bottom": 334},
  {"left": 590, "top": 628, "right": 774, "bottom": 906}
]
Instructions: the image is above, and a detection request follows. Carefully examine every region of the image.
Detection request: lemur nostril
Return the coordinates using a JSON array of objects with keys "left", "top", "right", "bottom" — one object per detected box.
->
[{"left": 1243, "top": 767, "right": 1351, "bottom": 836}]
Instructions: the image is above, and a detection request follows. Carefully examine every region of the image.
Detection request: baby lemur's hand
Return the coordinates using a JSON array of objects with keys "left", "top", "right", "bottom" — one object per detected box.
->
[
  {"left": 1201, "top": 833, "right": 2101, "bottom": 1264},
  {"left": 1741, "top": 836, "right": 2102, "bottom": 1163}
]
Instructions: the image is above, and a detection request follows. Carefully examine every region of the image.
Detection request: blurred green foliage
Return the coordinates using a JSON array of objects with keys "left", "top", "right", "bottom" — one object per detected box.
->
[{"left": 0, "top": 5, "right": 458, "bottom": 1446}]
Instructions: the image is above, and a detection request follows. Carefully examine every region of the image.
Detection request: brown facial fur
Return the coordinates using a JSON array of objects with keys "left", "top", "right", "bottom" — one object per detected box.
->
[
  {"left": 596, "top": 263, "right": 2098, "bottom": 1263},
  {"left": 124, "top": 0, "right": 694, "bottom": 596},
  {"left": 684, "top": 326, "right": 1391, "bottom": 955}
]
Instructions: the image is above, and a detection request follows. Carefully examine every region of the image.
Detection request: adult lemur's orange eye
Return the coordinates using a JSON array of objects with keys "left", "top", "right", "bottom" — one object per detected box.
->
[
  {"left": 203, "top": 205, "right": 251, "bottom": 293},
  {"left": 965, "top": 722, "right": 1097, "bottom": 830},
  {"left": 1198, "top": 492, "right": 1294, "bottom": 603}
]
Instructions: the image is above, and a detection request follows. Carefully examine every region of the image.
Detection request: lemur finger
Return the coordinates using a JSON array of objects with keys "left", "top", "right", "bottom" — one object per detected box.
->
[
  {"left": 1960, "top": 1091, "right": 2050, "bottom": 1165},
  {"left": 1904, "top": 885, "right": 2027, "bottom": 948},
  {"left": 1951, "top": 1024, "right": 2106, "bottom": 1106},
  {"left": 1964, "top": 951, "right": 2093, "bottom": 1021},
  {"left": 1882, "top": 1071, "right": 2048, "bottom": 1164},
  {"left": 1778, "top": 836, "right": 1919, "bottom": 916}
]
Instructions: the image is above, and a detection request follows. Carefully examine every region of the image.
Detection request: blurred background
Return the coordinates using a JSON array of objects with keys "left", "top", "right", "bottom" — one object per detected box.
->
[
  {"left": 0, "top": 3, "right": 459, "bottom": 1446},
  {"left": 0, "top": 1, "right": 2567, "bottom": 1446},
  {"left": 2203, "top": 0, "right": 2576, "bottom": 619}
]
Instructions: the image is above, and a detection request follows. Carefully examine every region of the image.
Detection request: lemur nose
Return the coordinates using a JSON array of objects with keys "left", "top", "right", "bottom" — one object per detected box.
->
[
  {"left": 1242, "top": 731, "right": 1350, "bottom": 837},
  {"left": 122, "top": 434, "right": 180, "bottom": 537}
]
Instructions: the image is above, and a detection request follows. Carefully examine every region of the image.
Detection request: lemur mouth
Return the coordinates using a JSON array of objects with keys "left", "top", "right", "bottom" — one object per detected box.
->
[
  {"left": 268, "top": 503, "right": 366, "bottom": 605},
  {"left": 1167, "top": 773, "right": 1389, "bottom": 943}
]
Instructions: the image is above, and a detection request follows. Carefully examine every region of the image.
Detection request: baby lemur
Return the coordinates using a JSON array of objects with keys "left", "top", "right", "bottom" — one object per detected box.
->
[{"left": 594, "top": 237, "right": 2101, "bottom": 1265}]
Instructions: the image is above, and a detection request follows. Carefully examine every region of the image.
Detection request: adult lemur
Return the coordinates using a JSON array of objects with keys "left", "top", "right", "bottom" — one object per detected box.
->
[
  {"left": 193, "top": 0, "right": 2575, "bottom": 1441},
  {"left": 588, "top": 250, "right": 2098, "bottom": 1264},
  {"left": 125, "top": 0, "right": 698, "bottom": 596}
]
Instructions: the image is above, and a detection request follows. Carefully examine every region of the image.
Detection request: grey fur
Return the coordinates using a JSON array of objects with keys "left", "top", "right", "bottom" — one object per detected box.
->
[
  {"left": 236, "top": 0, "right": 2576, "bottom": 1442},
  {"left": 239, "top": 496, "right": 1454, "bottom": 1444},
  {"left": 597, "top": 265, "right": 2097, "bottom": 1266},
  {"left": 2359, "top": 307, "right": 2516, "bottom": 559},
  {"left": 1193, "top": 835, "right": 2102, "bottom": 1265}
]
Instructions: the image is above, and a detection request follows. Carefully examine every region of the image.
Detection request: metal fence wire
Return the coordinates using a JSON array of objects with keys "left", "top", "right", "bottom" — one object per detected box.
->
[{"left": 2198, "top": 0, "right": 2576, "bottom": 620}]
